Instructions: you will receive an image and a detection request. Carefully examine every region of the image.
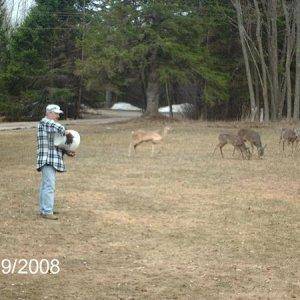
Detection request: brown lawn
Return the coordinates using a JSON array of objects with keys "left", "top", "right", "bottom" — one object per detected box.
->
[{"left": 0, "top": 120, "right": 299, "bottom": 299}]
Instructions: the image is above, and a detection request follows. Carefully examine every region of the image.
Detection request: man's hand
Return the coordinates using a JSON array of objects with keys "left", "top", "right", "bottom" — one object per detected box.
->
[{"left": 65, "top": 150, "right": 76, "bottom": 157}]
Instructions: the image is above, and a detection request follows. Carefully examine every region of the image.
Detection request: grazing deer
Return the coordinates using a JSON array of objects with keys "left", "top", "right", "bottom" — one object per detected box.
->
[
  {"left": 295, "top": 128, "right": 300, "bottom": 150},
  {"left": 279, "top": 128, "right": 298, "bottom": 153},
  {"left": 236, "top": 128, "right": 266, "bottom": 158},
  {"left": 128, "top": 126, "right": 172, "bottom": 157},
  {"left": 213, "top": 132, "right": 251, "bottom": 160}
]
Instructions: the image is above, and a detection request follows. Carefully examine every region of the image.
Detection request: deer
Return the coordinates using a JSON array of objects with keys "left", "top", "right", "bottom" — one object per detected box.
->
[
  {"left": 213, "top": 132, "right": 251, "bottom": 160},
  {"left": 128, "top": 126, "right": 172, "bottom": 157},
  {"left": 296, "top": 128, "right": 300, "bottom": 150},
  {"left": 236, "top": 128, "right": 266, "bottom": 158},
  {"left": 279, "top": 128, "right": 298, "bottom": 153}
]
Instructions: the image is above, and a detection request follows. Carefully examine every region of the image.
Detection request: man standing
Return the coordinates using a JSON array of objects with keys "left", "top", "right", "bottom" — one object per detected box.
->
[{"left": 37, "top": 104, "right": 75, "bottom": 220}]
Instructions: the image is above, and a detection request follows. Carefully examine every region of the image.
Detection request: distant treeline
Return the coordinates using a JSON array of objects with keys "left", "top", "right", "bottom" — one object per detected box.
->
[{"left": 0, "top": 0, "right": 299, "bottom": 121}]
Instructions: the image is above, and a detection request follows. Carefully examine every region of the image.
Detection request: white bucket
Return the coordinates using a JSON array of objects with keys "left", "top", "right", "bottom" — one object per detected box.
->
[{"left": 54, "top": 130, "right": 80, "bottom": 151}]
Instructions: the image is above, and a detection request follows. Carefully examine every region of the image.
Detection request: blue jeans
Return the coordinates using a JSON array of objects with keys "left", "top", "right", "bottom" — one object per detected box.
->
[{"left": 39, "top": 165, "right": 56, "bottom": 215}]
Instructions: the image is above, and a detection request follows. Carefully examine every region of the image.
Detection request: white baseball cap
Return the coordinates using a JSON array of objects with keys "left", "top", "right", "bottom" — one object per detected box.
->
[{"left": 46, "top": 104, "right": 63, "bottom": 114}]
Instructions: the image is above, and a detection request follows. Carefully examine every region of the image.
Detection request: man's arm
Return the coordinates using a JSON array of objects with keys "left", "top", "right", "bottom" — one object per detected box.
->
[{"left": 43, "top": 119, "right": 65, "bottom": 135}]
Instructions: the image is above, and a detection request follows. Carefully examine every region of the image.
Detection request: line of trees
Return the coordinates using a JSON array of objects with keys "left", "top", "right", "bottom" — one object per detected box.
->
[{"left": 0, "top": 0, "right": 299, "bottom": 121}]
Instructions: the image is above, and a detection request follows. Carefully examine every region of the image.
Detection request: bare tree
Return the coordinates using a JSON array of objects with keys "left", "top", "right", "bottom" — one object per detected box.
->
[
  {"left": 269, "top": 0, "right": 280, "bottom": 119},
  {"left": 231, "top": 0, "right": 257, "bottom": 121},
  {"left": 253, "top": 0, "right": 270, "bottom": 122},
  {"left": 294, "top": 0, "right": 300, "bottom": 121},
  {"left": 236, "top": 0, "right": 297, "bottom": 121},
  {"left": 282, "top": 0, "right": 296, "bottom": 120}
]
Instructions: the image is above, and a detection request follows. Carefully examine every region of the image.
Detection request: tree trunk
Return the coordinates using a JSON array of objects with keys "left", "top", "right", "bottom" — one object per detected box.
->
[
  {"left": 254, "top": 67, "right": 260, "bottom": 121},
  {"left": 140, "top": 73, "right": 147, "bottom": 113},
  {"left": 105, "top": 90, "right": 112, "bottom": 108},
  {"left": 269, "top": 0, "right": 280, "bottom": 119},
  {"left": 262, "top": 0, "right": 276, "bottom": 120},
  {"left": 145, "top": 69, "right": 160, "bottom": 116},
  {"left": 282, "top": 0, "right": 294, "bottom": 120},
  {"left": 165, "top": 82, "right": 173, "bottom": 118},
  {"left": 294, "top": 0, "right": 300, "bottom": 121},
  {"left": 279, "top": 80, "right": 287, "bottom": 119},
  {"left": 232, "top": 0, "right": 257, "bottom": 121},
  {"left": 201, "top": 102, "right": 208, "bottom": 120},
  {"left": 254, "top": 0, "right": 270, "bottom": 122},
  {"left": 75, "top": 79, "right": 82, "bottom": 119}
]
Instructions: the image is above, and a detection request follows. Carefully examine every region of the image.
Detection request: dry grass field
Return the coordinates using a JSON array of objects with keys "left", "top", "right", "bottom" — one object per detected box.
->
[{"left": 0, "top": 119, "right": 299, "bottom": 299}]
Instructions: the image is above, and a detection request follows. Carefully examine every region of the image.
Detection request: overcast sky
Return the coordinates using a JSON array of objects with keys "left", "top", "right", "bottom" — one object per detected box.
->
[{"left": 5, "top": 0, "right": 35, "bottom": 24}]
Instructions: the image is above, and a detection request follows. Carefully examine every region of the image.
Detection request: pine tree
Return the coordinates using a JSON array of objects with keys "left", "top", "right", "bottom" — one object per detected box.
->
[
  {"left": 2, "top": 0, "right": 91, "bottom": 120},
  {"left": 79, "top": 0, "right": 229, "bottom": 116},
  {"left": 0, "top": 0, "right": 8, "bottom": 70}
]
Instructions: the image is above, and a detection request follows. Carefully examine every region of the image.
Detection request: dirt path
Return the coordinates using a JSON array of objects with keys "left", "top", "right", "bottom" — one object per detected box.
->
[{"left": 0, "top": 110, "right": 142, "bottom": 131}]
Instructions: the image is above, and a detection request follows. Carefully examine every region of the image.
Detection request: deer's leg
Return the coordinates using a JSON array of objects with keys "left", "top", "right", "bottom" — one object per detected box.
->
[
  {"left": 252, "top": 142, "right": 259, "bottom": 156},
  {"left": 219, "top": 145, "right": 225, "bottom": 158},
  {"left": 151, "top": 144, "right": 155, "bottom": 157},
  {"left": 156, "top": 142, "right": 163, "bottom": 154},
  {"left": 283, "top": 140, "right": 285, "bottom": 152},
  {"left": 128, "top": 141, "right": 139, "bottom": 157},
  {"left": 133, "top": 142, "right": 141, "bottom": 155},
  {"left": 239, "top": 147, "right": 245, "bottom": 159},
  {"left": 234, "top": 146, "right": 242, "bottom": 158},
  {"left": 213, "top": 143, "right": 223, "bottom": 157},
  {"left": 212, "top": 144, "right": 219, "bottom": 156},
  {"left": 232, "top": 147, "right": 236, "bottom": 157},
  {"left": 128, "top": 142, "right": 133, "bottom": 157}
]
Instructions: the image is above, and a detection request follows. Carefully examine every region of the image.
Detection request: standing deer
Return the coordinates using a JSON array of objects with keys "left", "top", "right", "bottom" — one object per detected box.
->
[
  {"left": 236, "top": 128, "right": 266, "bottom": 158},
  {"left": 279, "top": 128, "right": 298, "bottom": 153},
  {"left": 128, "top": 126, "right": 172, "bottom": 157},
  {"left": 213, "top": 132, "right": 251, "bottom": 160}
]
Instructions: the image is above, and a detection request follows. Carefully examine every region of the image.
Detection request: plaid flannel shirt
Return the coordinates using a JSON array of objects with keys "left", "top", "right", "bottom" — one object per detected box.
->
[{"left": 36, "top": 117, "right": 66, "bottom": 172}]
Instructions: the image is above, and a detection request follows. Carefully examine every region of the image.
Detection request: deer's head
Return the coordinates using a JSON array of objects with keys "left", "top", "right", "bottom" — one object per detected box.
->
[{"left": 258, "top": 144, "right": 267, "bottom": 158}]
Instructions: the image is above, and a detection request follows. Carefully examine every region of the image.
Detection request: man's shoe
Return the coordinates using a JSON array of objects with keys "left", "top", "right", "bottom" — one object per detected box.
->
[
  {"left": 40, "top": 214, "right": 58, "bottom": 220},
  {"left": 39, "top": 211, "right": 59, "bottom": 215}
]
